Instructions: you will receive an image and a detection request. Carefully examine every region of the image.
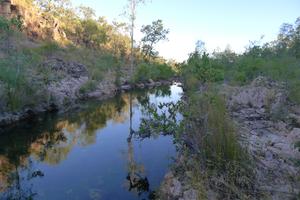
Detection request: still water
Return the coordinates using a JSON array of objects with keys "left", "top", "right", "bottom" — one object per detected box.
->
[{"left": 0, "top": 84, "right": 182, "bottom": 200}]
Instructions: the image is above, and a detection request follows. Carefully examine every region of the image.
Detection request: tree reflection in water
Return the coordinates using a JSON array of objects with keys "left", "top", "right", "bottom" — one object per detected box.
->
[
  {"left": 1, "top": 158, "right": 44, "bottom": 200},
  {"left": 0, "top": 85, "right": 177, "bottom": 199},
  {"left": 125, "top": 85, "right": 180, "bottom": 199}
]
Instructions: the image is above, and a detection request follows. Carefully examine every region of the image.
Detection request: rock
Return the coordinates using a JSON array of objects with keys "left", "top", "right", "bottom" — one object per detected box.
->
[
  {"left": 42, "top": 58, "right": 88, "bottom": 78},
  {"left": 289, "top": 113, "right": 300, "bottom": 127},
  {"left": 87, "top": 91, "right": 102, "bottom": 98},
  {"left": 149, "top": 79, "right": 155, "bottom": 84},
  {"left": 145, "top": 79, "right": 156, "bottom": 87},
  {"left": 224, "top": 77, "right": 300, "bottom": 199},
  {"left": 160, "top": 172, "right": 183, "bottom": 199},
  {"left": 47, "top": 76, "right": 88, "bottom": 106},
  {"left": 227, "top": 77, "right": 287, "bottom": 114},
  {"left": 180, "top": 189, "right": 197, "bottom": 200},
  {"left": 121, "top": 84, "right": 131, "bottom": 91},
  {"left": 290, "top": 128, "right": 300, "bottom": 141},
  {"left": 155, "top": 82, "right": 162, "bottom": 86},
  {"left": 136, "top": 83, "right": 145, "bottom": 89}
]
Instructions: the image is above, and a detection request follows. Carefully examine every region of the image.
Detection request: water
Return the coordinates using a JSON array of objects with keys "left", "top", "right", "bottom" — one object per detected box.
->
[{"left": 0, "top": 84, "right": 183, "bottom": 200}]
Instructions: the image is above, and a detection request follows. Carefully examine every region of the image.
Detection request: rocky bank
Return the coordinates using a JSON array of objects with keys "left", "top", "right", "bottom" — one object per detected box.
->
[
  {"left": 159, "top": 77, "right": 300, "bottom": 200},
  {"left": 0, "top": 58, "right": 174, "bottom": 130}
]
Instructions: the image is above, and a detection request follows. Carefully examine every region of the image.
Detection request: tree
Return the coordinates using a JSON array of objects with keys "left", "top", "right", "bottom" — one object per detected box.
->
[
  {"left": 292, "top": 17, "right": 300, "bottom": 58},
  {"left": 35, "top": 0, "right": 72, "bottom": 16},
  {"left": 140, "top": 19, "right": 169, "bottom": 60},
  {"left": 76, "top": 18, "right": 107, "bottom": 48},
  {"left": 125, "top": 0, "right": 146, "bottom": 82},
  {"left": 78, "top": 5, "right": 95, "bottom": 19},
  {"left": 277, "top": 23, "right": 295, "bottom": 50}
]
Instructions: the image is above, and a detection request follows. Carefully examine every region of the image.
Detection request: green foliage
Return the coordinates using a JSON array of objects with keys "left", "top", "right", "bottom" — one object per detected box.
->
[
  {"left": 75, "top": 19, "right": 108, "bottom": 48},
  {"left": 181, "top": 91, "right": 255, "bottom": 198},
  {"left": 133, "top": 62, "right": 174, "bottom": 82},
  {"left": 181, "top": 17, "right": 300, "bottom": 104},
  {"left": 289, "top": 79, "right": 300, "bottom": 104},
  {"left": 181, "top": 51, "right": 224, "bottom": 90},
  {"left": 34, "top": 41, "right": 60, "bottom": 56},
  {"left": 0, "top": 16, "right": 11, "bottom": 32},
  {"left": 0, "top": 51, "right": 44, "bottom": 111},
  {"left": 140, "top": 19, "right": 169, "bottom": 60},
  {"left": 79, "top": 80, "right": 97, "bottom": 94},
  {"left": 0, "top": 16, "right": 23, "bottom": 32},
  {"left": 187, "top": 91, "right": 247, "bottom": 165}
]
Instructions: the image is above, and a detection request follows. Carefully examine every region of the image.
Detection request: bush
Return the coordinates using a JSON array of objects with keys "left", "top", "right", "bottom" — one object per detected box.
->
[
  {"left": 79, "top": 80, "right": 97, "bottom": 94},
  {"left": 181, "top": 52, "right": 224, "bottom": 90},
  {"left": 289, "top": 80, "right": 300, "bottom": 104},
  {"left": 133, "top": 62, "right": 174, "bottom": 82}
]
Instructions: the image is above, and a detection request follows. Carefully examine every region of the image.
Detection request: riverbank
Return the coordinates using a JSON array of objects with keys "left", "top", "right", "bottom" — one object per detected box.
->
[
  {"left": 158, "top": 77, "right": 300, "bottom": 200},
  {"left": 0, "top": 57, "right": 176, "bottom": 130}
]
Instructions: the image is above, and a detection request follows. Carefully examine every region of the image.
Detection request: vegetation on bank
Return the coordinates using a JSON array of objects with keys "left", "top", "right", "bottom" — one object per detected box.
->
[
  {"left": 181, "top": 17, "right": 300, "bottom": 104},
  {"left": 173, "top": 16, "right": 300, "bottom": 198},
  {"left": 0, "top": 0, "right": 175, "bottom": 112}
]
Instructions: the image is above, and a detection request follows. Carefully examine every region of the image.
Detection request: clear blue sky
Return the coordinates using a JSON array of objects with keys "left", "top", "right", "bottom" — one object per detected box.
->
[{"left": 72, "top": 0, "right": 300, "bottom": 61}]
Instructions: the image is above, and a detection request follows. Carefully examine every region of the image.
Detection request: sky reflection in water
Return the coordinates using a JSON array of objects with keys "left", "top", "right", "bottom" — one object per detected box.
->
[{"left": 0, "top": 84, "right": 182, "bottom": 200}]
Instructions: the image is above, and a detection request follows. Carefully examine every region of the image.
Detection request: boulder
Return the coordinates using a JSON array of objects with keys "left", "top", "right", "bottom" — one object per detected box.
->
[
  {"left": 145, "top": 79, "right": 156, "bottom": 87},
  {"left": 43, "top": 59, "right": 89, "bottom": 107},
  {"left": 121, "top": 84, "right": 131, "bottom": 91},
  {"left": 228, "top": 77, "right": 287, "bottom": 113}
]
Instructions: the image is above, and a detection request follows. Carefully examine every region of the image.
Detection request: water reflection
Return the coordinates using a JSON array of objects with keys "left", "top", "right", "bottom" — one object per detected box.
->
[{"left": 0, "top": 84, "right": 181, "bottom": 199}]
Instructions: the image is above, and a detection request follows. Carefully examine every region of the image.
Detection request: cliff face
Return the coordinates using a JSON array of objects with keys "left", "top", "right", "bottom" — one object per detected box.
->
[
  {"left": 0, "top": 0, "right": 67, "bottom": 43},
  {"left": 0, "top": 0, "right": 22, "bottom": 19}
]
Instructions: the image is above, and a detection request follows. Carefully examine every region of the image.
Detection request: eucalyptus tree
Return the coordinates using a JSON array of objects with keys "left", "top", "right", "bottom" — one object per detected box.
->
[
  {"left": 140, "top": 19, "right": 169, "bottom": 60},
  {"left": 125, "top": 0, "right": 147, "bottom": 80}
]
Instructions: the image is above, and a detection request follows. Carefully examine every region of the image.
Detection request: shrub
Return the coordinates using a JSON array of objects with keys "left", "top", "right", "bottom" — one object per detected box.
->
[
  {"left": 133, "top": 62, "right": 174, "bottom": 82},
  {"left": 79, "top": 80, "right": 97, "bottom": 94}
]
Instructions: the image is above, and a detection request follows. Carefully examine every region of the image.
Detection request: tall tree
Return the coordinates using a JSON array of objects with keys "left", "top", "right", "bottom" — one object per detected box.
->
[
  {"left": 125, "top": 0, "right": 146, "bottom": 81},
  {"left": 140, "top": 19, "right": 169, "bottom": 60}
]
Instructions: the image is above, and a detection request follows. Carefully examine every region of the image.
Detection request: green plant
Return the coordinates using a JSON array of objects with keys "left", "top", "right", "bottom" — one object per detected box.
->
[
  {"left": 134, "top": 62, "right": 174, "bottom": 82},
  {"left": 79, "top": 80, "right": 97, "bottom": 94}
]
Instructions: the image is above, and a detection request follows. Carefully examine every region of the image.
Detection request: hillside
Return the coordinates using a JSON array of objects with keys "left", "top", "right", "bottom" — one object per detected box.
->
[{"left": 0, "top": 0, "right": 175, "bottom": 126}]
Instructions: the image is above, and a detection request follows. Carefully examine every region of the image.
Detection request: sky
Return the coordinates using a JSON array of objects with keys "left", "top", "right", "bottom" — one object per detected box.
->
[{"left": 72, "top": 0, "right": 300, "bottom": 62}]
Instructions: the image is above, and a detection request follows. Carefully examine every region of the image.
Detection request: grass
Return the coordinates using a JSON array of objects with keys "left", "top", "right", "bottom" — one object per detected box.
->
[
  {"left": 178, "top": 88, "right": 256, "bottom": 199},
  {"left": 0, "top": 35, "right": 122, "bottom": 112}
]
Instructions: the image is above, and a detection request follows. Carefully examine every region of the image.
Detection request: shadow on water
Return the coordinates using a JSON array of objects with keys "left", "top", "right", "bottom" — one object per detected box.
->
[{"left": 0, "top": 84, "right": 182, "bottom": 200}]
